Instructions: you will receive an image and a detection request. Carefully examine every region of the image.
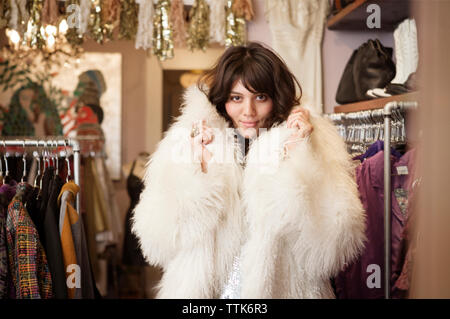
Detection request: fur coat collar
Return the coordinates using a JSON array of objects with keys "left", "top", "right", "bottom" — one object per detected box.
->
[{"left": 132, "top": 85, "right": 366, "bottom": 298}]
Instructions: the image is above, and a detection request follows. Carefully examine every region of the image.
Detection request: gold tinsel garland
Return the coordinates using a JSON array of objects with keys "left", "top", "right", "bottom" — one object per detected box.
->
[
  {"left": 225, "top": 0, "right": 246, "bottom": 47},
  {"left": 187, "top": 0, "right": 210, "bottom": 51},
  {"left": 152, "top": 0, "right": 173, "bottom": 61},
  {"left": 0, "top": 0, "right": 250, "bottom": 57},
  {"left": 89, "top": 0, "right": 117, "bottom": 43},
  {"left": 119, "top": 0, "right": 138, "bottom": 40},
  {"left": 28, "top": 0, "right": 46, "bottom": 49}
]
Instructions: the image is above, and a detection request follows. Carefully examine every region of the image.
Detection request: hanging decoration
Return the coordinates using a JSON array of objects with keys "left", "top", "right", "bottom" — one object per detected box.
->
[
  {"left": 0, "top": 0, "right": 250, "bottom": 60},
  {"left": 187, "top": 0, "right": 210, "bottom": 51},
  {"left": 0, "top": 0, "right": 10, "bottom": 28},
  {"left": 169, "top": 0, "right": 187, "bottom": 48},
  {"left": 231, "top": 0, "right": 254, "bottom": 21},
  {"left": 135, "top": 0, "right": 154, "bottom": 50},
  {"left": 89, "top": 0, "right": 105, "bottom": 43},
  {"left": 207, "top": 0, "right": 226, "bottom": 45},
  {"left": 152, "top": 0, "right": 174, "bottom": 61},
  {"left": 88, "top": 0, "right": 117, "bottom": 43},
  {"left": 42, "top": 0, "right": 59, "bottom": 26},
  {"left": 9, "top": 0, "right": 29, "bottom": 35},
  {"left": 225, "top": 0, "right": 246, "bottom": 47},
  {"left": 27, "top": 0, "right": 46, "bottom": 49},
  {"left": 65, "top": 0, "right": 85, "bottom": 47},
  {"left": 102, "top": 0, "right": 121, "bottom": 30},
  {"left": 119, "top": 0, "right": 139, "bottom": 40},
  {"left": 100, "top": 0, "right": 121, "bottom": 41}
]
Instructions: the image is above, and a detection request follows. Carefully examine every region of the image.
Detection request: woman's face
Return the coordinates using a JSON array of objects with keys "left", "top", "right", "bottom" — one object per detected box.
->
[{"left": 225, "top": 80, "right": 273, "bottom": 138}]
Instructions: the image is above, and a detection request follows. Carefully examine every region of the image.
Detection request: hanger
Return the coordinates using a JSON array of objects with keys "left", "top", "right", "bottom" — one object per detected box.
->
[
  {"left": 0, "top": 145, "right": 3, "bottom": 179},
  {"left": 53, "top": 140, "right": 59, "bottom": 176},
  {"left": 2, "top": 141, "right": 10, "bottom": 184},
  {"left": 64, "top": 140, "right": 72, "bottom": 182},
  {"left": 21, "top": 141, "right": 27, "bottom": 183},
  {"left": 34, "top": 141, "right": 42, "bottom": 188}
]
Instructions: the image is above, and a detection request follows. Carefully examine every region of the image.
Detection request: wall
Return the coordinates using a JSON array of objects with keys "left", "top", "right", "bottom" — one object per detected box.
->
[
  {"left": 408, "top": 1, "right": 450, "bottom": 298},
  {"left": 322, "top": 29, "right": 394, "bottom": 113}
]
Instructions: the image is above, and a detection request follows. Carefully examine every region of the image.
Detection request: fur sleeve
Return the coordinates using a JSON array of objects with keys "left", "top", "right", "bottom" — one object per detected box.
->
[
  {"left": 131, "top": 85, "right": 244, "bottom": 273},
  {"left": 131, "top": 125, "right": 234, "bottom": 268},
  {"left": 241, "top": 114, "right": 366, "bottom": 297}
]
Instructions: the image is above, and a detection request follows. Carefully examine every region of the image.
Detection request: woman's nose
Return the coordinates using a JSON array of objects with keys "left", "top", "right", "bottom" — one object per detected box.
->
[{"left": 243, "top": 99, "right": 256, "bottom": 116}]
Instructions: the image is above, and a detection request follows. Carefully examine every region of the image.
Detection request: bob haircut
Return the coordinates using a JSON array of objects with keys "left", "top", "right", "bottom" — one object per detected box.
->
[{"left": 198, "top": 42, "right": 302, "bottom": 129}]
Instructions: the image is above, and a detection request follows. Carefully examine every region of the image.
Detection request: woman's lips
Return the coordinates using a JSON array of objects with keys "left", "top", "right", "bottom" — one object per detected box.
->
[{"left": 240, "top": 121, "right": 258, "bottom": 128}]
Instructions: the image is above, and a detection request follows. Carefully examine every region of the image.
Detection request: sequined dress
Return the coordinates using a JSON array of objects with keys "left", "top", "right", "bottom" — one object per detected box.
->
[{"left": 220, "top": 132, "right": 251, "bottom": 299}]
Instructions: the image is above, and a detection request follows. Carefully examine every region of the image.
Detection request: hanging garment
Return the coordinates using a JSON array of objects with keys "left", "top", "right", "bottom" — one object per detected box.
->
[
  {"left": 0, "top": 180, "right": 18, "bottom": 298},
  {"left": 265, "top": 0, "right": 330, "bottom": 113},
  {"left": 353, "top": 140, "right": 403, "bottom": 163},
  {"left": 0, "top": 195, "right": 8, "bottom": 298},
  {"left": 35, "top": 167, "right": 55, "bottom": 247},
  {"left": 58, "top": 180, "right": 79, "bottom": 299},
  {"left": 390, "top": 149, "right": 417, "bottom": 298},
  {"left": 122, "top": 160, "right": 146, "bottom": 266},
  {"left": 95, "top": 157, "right": 122, "bottom": 244},
  {"left": 334, "top": 149, "right": 416, "bottom": 299},
  {"left": 5, "top": 182, "right": 52, "bottom": 299},
  {"left": 43, "top": 173, "right": 67, "bottom": 299},
  {"left": 58, "top": 180, "right": 96, "bottom": 299}
]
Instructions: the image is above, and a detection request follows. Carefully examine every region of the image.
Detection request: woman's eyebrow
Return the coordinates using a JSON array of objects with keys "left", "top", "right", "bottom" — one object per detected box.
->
[{"left": 229, "top": 91, "right": 243, "bottom": 95}]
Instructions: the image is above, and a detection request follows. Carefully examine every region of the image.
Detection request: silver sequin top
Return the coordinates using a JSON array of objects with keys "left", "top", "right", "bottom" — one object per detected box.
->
[{"left": 220, "top": 255, "right": 241, "bottom": 299}]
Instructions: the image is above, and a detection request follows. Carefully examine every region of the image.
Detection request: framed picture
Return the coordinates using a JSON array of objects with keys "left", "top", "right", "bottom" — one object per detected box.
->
[{"left": 53, "top": 52, "right": 122, "bottom": 180}]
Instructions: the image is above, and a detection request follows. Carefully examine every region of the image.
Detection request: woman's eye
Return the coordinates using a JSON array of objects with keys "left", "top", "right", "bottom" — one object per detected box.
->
[
  {"left": 256, "top": 94, "right": 267, "bottom": 101},
  {"left": 230, "top": 95, "right": 241, "bottom": 102}
]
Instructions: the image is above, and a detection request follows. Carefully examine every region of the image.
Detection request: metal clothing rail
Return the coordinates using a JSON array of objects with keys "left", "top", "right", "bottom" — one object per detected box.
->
[
  {"left": 383, "top": 101, "right": 418, "bottom": 299},
  {"left": 0, "top": 138, "right": 81, "bottom": 211}
]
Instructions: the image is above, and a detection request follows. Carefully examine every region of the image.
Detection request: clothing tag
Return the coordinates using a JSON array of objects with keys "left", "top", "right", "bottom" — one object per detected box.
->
[
  {"left": 396, "top": 166, "right": 409, "bottom": 175},
  {"left": 394, "top": 188, "right": 409, "bottom": 217}
]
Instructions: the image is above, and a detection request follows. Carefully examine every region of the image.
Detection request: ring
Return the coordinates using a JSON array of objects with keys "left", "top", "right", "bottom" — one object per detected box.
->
[{"left": 190, "top": 125, "right": 200, "bottom": 138}]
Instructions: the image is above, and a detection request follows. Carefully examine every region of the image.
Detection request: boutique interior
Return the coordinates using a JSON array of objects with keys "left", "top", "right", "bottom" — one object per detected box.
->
[{"left": 0, "top": 0, "right": 449, "bottom": 299}]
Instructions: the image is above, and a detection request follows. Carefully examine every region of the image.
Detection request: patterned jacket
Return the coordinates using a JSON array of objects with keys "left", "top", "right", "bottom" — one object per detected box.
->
[{"left": 6, "top": 183, "right": 53, "bottom": 299}]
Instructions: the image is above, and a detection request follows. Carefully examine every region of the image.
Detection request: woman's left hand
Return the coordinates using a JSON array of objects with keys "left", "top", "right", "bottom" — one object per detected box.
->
[{"left": 283, "top": 107, "right": 314, "bottom": 156}]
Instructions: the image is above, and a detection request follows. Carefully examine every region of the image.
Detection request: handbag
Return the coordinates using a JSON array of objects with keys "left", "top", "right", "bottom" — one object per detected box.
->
[{"left": 336, "top": 39, "right": 396, "bottom": 104}]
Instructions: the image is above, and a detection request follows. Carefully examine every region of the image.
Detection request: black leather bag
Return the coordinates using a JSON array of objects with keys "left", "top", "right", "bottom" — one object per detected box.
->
[{"left": 336, "top": 39, "right": 396, "bottom": 104}]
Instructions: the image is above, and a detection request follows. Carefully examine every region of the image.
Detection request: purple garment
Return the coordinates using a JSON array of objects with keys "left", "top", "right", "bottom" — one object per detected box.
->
[
  {"left": 353, "top": 140, "right": 403, "bottom": 163},
  {"left": 0, "top": 179, "right": 18, "bottom": 203},
  {"left": 334, "top": 149, "right": 416, "bottom": 299}
]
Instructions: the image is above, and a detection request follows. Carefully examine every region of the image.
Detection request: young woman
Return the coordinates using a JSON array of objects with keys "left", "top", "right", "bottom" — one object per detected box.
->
[{"left": 132, "top": 42, "right": 366, "bottom": 299}]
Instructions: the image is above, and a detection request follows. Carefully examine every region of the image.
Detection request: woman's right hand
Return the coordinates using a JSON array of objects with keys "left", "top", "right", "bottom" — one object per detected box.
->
[{"left": 190, "top": 119, "right": 214, "bottom": 173}]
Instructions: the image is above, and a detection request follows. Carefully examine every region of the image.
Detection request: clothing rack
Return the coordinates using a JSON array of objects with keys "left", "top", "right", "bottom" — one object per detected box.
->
[
  {"left": 328, "top": 100, "right": 418, "bottom": 299},
  {"left": 383, "top": 101, "right": 418, "bottom": 299},
  {"left": 0, "top": 138, "right": 81, "bottom": 211}
]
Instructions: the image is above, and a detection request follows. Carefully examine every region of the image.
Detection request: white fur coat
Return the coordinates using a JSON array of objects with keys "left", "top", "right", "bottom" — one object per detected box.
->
[{"left": 132, "top": 85, "right": 366, "bottom": 299}]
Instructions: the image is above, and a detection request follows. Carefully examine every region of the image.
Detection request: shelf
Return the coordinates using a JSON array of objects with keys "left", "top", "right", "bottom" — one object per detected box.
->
[
  {"left": 332, "top": 91, "right": 419, "bottom": 113},
  {"left": 327, "top": 0, "right": 412, "bottom": 31}
]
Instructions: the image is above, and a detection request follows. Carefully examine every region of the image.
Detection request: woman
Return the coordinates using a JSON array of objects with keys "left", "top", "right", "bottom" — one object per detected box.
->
[
  {"left": 2, "top": 82, "right": 63, "bottom": 137},
  {"left": 132, "top": 42, "right": 366, "bottom": 298}
]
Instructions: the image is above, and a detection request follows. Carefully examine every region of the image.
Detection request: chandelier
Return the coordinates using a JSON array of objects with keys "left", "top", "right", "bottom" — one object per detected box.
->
[{"left": 3, "top": 17, "right": 83, "bottom": 69}]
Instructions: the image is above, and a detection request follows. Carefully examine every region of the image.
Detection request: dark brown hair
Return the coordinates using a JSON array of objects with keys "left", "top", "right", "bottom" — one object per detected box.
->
[{"left": 198, "top": 42, "right": 302, "bottom": 129}]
